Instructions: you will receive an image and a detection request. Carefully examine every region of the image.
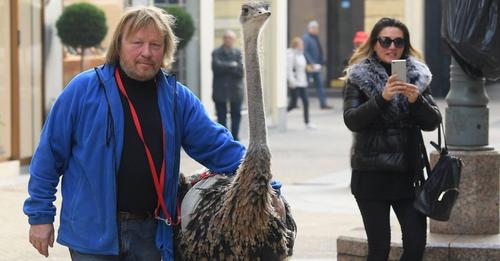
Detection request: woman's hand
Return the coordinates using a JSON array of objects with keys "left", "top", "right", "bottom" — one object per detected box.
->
[
  {"left": 401, "top": 83, "right": 420, "bottom": 103},
  {"left": 382, "top": 75, "right": 406, "bottom": 101}
]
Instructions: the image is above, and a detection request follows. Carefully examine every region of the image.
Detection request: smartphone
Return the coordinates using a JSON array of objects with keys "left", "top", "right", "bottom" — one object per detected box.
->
[{"left": 391, "top": 59, "right": 407, "bottom": 82}]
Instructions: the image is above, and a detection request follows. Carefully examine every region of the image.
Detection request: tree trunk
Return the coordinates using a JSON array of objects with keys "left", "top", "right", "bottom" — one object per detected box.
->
[{"left": 80, "top": 47, "right": 86, "bottom": 71}]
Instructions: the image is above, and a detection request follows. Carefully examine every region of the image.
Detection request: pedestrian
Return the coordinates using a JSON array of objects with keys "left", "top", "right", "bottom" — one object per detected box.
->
[
  {"left": 287, "top": 37, "right": 314, "bottom": 129},
  {"left": 343, "top": 17, "right": 441, "bottom": 261},
  {"left": 352, "top": 31, "right": 368, "bottom": 50},
  {"left": 23, "top": 6, "right": 245, "bottom": 261},
  {"left": 212, "top": 29, "right": 245, "bottom": 140},
  {"left": 303, "top": 20, "right": 332, "bottom": 109},
  {"left": 342, "top": 31, "right": 370, "bottom": 72}
]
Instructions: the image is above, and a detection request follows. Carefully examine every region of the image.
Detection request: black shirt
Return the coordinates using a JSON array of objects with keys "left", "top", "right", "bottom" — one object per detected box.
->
[{"left": 116, "top": 66, "right": 163, "bottom": 214}]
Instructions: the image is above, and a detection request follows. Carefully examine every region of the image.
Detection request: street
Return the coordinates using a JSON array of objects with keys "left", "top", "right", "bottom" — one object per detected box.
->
[{"left": 1, "top": 84, "right": 500, "bottom": 260}]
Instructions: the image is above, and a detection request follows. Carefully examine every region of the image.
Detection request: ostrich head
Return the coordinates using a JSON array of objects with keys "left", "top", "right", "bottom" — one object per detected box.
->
[{"left": 240, "top": 1, "right": 271, "bottom": 34}]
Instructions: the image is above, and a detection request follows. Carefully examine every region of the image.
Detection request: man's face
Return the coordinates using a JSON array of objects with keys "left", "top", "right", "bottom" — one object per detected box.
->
[
  {"left": 308, "top": 26, "right": 319, "bottom": 35},
  {"left": 223, "top": 34, "right": 235, "bottom": 48},
  {"left": 119, "top": 23, "right": 165, "bottom": 81}
]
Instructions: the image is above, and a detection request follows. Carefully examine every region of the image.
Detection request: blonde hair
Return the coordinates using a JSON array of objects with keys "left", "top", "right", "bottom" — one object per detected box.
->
[
  {"left": 290, "top": 37, "right": 303, "bottom": 49},
  {"left": 105, "top": 6, "right": 178, "bottom": 68},
  {"left": 347, "top": 17, "right": 423, "bottom": 67}
]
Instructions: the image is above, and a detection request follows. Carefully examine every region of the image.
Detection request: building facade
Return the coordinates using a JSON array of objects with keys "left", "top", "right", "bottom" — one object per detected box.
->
[
  {"left": 287, "top": 0, "right": 426, "bottom": 87},
  {"left": 0, "top": 0, "right": 44, "bottom": 164},
  {"left": 1, "top": 0, "right": 438, "bottom": 165}
]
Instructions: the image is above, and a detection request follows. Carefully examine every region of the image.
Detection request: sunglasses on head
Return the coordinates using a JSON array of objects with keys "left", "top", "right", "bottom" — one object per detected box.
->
[{"left": 377, "top": 37, "right": 405, "bottom": 48}]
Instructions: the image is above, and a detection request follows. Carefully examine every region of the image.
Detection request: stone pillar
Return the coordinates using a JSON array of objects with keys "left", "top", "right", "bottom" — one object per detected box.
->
[
  {"left": 198, "top": 0, "right": 215, "bottom": 116},
  {"left": 262, "top": 0, "right": 288, "bottom": 131},
  {"left": 430, "top": 58, "right": 500, "bottom": 234}
]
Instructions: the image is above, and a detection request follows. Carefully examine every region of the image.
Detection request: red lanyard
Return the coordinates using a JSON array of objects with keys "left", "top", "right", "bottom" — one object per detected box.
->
[{"left": 114, "top": 68, "right": 180, "bottom": 226}]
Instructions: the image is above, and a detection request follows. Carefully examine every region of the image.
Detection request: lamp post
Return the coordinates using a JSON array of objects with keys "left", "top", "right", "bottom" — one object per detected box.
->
[
  {"left": 430, "top": 57, "right": 500, "bottom": 234},
  {"left": 445, "top": 58, "right": 492, "bottom": 150}
]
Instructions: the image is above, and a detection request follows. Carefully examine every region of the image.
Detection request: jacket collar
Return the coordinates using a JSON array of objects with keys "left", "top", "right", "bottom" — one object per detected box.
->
[{"left": 347, "top": 56, "right": 432, "bottom": 120}]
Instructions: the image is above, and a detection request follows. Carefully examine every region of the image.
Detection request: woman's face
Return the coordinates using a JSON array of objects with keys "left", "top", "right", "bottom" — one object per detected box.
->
[{"left": 374, "top": 26, "right": 405, "bottom": 64}]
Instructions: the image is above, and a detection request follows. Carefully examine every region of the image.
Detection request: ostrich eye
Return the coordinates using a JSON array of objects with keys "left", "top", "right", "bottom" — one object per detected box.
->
[
  {"left": 263, "top": 4, "right": 269, "bottom": 10},
  {"left": 242, "top": 7, "right": 249, "bottom": 16}
]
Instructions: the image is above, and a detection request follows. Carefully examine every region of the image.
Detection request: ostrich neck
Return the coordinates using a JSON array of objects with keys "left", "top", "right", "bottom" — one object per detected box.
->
[
  {"left": 216, "top": 29, "right": 273, "bottom": 238},
  {"left": 243, "top": 33, "right": 268, "bottom": 148}
]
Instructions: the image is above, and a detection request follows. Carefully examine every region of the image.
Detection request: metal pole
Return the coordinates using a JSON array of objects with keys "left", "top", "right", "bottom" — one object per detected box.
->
[{"left": 445, "top": 57, "right": 492, "bottom": 151}]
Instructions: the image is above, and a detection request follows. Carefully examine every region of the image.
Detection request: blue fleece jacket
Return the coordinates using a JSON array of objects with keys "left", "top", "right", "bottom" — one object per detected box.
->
[{"left": 23, "top": 64, "right": 245, "bottom": 260}]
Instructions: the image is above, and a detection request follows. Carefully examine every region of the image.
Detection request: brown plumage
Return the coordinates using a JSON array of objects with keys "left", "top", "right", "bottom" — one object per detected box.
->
[{"left": 175, "top": 1, "right": 296, "bottom": 260}]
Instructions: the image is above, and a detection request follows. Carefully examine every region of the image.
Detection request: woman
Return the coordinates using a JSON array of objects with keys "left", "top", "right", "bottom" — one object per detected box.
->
[
  {"left": 343, "top": 18, "right": 441, "bottom": 260},
  {"left": 287, "top": 37, "right": 313, "bottom": 129}
]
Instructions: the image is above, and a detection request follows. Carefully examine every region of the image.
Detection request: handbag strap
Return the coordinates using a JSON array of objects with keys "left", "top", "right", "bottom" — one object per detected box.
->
[
  {"left": 417, "top": 121, "right": 446, "bottom": 183},
  {"left": 430, "top": 123, "right": 447, "bottom": 154},
  {"left": 418, "top": 130, "right": 432, "bottom": 178}
]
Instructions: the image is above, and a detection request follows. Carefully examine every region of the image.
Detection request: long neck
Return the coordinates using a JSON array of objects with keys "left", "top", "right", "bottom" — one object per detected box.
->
[
  {"left": 243, "top": 32, "right": 268, "bottom": 147},
  {"left": 215, "top": 27, "right": 273, "bottom": 243}
]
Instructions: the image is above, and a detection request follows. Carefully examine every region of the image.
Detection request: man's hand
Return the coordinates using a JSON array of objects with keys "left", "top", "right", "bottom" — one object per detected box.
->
[{"left": 29, "top": 224, "right": 54, "bottom": 257}]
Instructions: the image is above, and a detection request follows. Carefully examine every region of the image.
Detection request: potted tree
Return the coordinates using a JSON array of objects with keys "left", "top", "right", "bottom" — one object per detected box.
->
[
  {"left": 162, "top": 5, "right": 195, "bottom": 51},
  {"left": 160, "top": 5, "right": 195, "bottom": 81},
  {"left": 56, "top": 2, "right": 107, "bottom": 71}
]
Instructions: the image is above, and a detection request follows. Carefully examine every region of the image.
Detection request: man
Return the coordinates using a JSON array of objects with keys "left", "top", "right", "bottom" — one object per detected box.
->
[
  {"left": 23, "top": 6, "right": 244, "bottom": 261},
  {"left": 212, "top": 30, "right": 244, "bottom": 140},
  {"left": 302, "top": 20, "right": 332, "bottom": 109}
]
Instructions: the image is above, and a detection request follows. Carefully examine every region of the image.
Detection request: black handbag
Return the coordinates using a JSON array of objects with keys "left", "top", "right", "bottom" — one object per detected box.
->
[{"left": 414, "top": 124, "right": 463, "bottom": 221}]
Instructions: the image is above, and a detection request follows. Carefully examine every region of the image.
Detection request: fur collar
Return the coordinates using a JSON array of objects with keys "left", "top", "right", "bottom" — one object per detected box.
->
[{"left": 347, "top": 56, "right": 432, "bottom": 120}]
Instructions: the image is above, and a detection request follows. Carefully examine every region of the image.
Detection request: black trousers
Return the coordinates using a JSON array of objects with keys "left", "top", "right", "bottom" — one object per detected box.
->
[
  {"left": 356, "top": 198, "right": 427, "bottom": 261},
  {"left": 215, "top": 101, "right": 242, "bottom": 140},
  {"left": 287, "top": 87, "right": 309, "bottom": 124}
]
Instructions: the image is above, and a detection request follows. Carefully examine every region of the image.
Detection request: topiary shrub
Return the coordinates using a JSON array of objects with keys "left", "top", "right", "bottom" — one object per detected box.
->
[
  {"left": 56, "top": 2, "right": 107, "bottom": 71},
  {"left": 162, "top": 6, "right": 195, "bottom": 50}
]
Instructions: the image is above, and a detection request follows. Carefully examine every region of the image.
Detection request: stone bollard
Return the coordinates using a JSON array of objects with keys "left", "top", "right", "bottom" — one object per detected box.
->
[{"left": 429, "top": 58, "right": 500, "bottom": 235}]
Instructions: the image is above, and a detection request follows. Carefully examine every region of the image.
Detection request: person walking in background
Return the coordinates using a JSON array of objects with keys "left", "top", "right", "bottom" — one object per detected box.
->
[
  {"left": 343, "top": 17, "right": 441, "bottom": 261},
  {"left": 287, "top": 37, "right": 314, "bottom": 129},
  {"left": 342, "top": 31, "right": 370, "bottom": 69},
  {"left": 24, "top": 6, "right": 244, "bottom": 260},
  {"left": 212, "top": 30, "right": 245, "bottom": 140},
  {"left": 303, "top": 20, "right": 332, "bottom": 109},
  {"left": 353, "top": 31, "right": 369, "bottom": 50}
]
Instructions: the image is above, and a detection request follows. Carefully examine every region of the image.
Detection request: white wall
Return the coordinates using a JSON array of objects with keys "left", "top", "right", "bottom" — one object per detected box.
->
[
  {"left": 44, "top": 0, "right": 64, "bottom": 114},
  {"left": 199, "top": 0, "right": 215, "bottom": 116},
  {"left": 0, "top": 0, "right": 11, "bottom": 160},
  {"left": 262, "top": 0, "right": 288, "bottom": 130},
  {"left": 404, "top": 0, "right": 425, "bottom": 55}
]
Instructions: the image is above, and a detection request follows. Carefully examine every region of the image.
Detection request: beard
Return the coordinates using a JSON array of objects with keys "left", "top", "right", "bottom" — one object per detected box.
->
[{"left": 119, "top": 59, "right": 160, "bottom": 81}]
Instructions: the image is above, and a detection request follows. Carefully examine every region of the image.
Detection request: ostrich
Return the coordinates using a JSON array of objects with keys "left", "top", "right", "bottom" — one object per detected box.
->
[{"left": 175, "top": 1, "right": 296, "bottom": 260}]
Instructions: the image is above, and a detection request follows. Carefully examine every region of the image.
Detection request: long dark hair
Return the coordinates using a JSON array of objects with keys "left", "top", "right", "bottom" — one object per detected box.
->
[{"left": 348, "top": 17, "right": 422, "bottom": 66}]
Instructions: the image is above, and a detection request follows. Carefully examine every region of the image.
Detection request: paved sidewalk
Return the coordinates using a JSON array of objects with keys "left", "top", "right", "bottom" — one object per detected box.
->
[{"left": 2, "top": 88, "right": 500, "bottom": 260}]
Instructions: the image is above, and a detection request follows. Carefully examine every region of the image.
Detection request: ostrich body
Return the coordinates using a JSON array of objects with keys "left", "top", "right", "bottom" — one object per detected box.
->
[{"left": 176, "top": 1, "right": 296, "bottom": 260}]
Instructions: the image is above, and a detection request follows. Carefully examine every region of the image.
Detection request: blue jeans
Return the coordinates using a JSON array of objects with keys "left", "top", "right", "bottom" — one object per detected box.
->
[
  {"left": 307, "top": 72, "right": 328, "bottom": 107},
  {"left": 215, "top": 101, "right": 242, "bottom": 140},
  {"left": 69, "top": 218, "right": 160, "bottom": 261}
]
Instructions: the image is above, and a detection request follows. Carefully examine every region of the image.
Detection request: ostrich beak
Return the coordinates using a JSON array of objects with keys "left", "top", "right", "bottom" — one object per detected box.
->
[{"left": 258, "top": 10, "right": 271, "bottom": 19}]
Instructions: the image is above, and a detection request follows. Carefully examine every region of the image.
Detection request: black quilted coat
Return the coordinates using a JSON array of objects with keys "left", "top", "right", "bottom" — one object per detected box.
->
[{"left": 344, "top": 56, "right": 441, "bottom": 173}]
